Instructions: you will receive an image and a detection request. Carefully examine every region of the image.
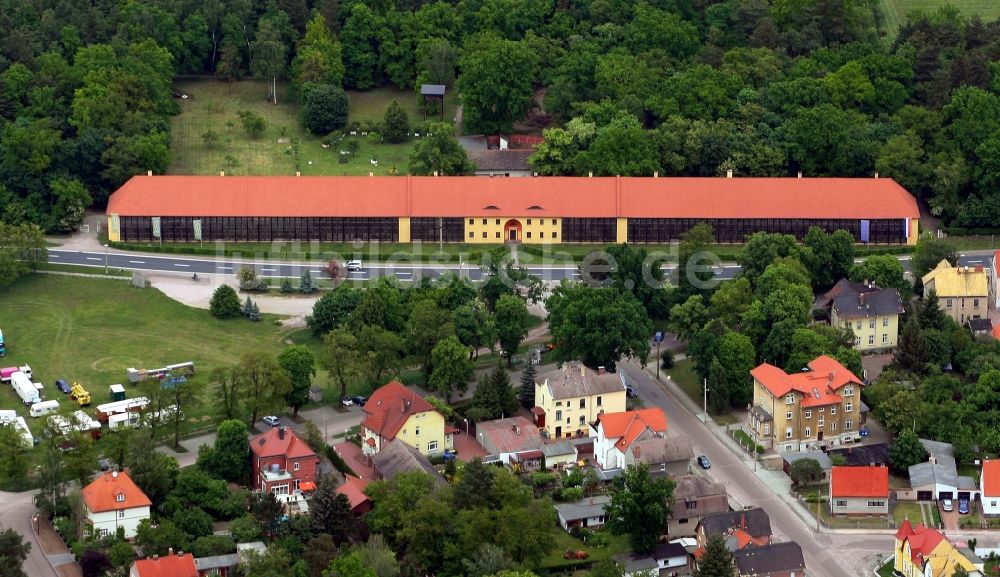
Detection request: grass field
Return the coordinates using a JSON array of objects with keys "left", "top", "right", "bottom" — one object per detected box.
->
[
  {"left": 0, "top": 275, "right": 299, "bottom": 436},
  {"left": 879, "top": 0, "right": 1000, "bottom": 36},
  {"left": 169, "top": 80, "right": 456, "bottom": 177}
]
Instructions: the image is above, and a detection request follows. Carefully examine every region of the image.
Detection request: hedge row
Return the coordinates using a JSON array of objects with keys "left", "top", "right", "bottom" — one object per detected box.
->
[{"left": 941, "top": 227, "right": 1000, "bottom": 236}]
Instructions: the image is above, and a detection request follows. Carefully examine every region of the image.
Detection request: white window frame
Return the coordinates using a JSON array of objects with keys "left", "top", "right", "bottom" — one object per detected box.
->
[
  {"left": 831, "top": 421, "right": 838, "bottom": 431},
  {"left": 785, "top": 428, "right": 793, "bottom": 439},
  {"left": 846, "top": 419, "right": 853, "bottom": 431},
  {"left": 868, "top": 334, "right": 875, "bottom": 345},
  {"left": 882, "top": 333, "right": 889, "bottom": 344},
  {"left": 831, "top": 406, "right": 837, "bottom": 415},
  {"left": 785, "top": 394, "right": 795, "bottom": 405},
  {"left": 785, "top": 411, "right": 793, "bottom": 420},
  {"left": 804, "top": 410, "right": 812, "bottom": 419},
  {"left": 844, "top": 387, "right": 854, "bottom": 396},
  {"left": 845, "top": 402, "right": 853, "bottom": 413},
  {"left": 882, "top": 318, "right": 889, "bottom": 327},
  {"left": 869, "top": 319, "right": 875, "bottom": 329},
  {"left": 293, "top": 462, "right": 300, "bottom": 471},
  {"left": 804, "top": 427, "right": 812, "bottom": 437},
  {"left": 427, "top": 440, "right": 438, "bottom": 452}
]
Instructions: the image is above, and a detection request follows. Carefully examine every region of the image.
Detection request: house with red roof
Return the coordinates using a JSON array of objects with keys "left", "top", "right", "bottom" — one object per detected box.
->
[
  {"left": 129, "top": 550, "right": 197, "bottom": 577},
  {"left": 828, "top": 466, "right": 889, "bottom": 516},
  {"left": 981, "top": 459, "right": 1000, "bottom": 516},
  {"left": 893, "top": 521, "right": 982, "bottom": 577},
  {"left": 592, "top": 408, "right": 692, "bottom": 475},
  {"left": 748, "top": 355, "right": 864, "bottom": 453},
  {"left": 336, "top": 475, "right": 372, "bottom": 518},
  {"left": 81, "top": 470, "right": 151, "bottom": 539},
  {"left": 361, "top": 381, "right": 454, "bottom": 456},
  {"left": 249, "top": 426, "right": 319, "bottom": 496},
  {"left": 476, "top": 416, "right": 544, "bottom": 469}
]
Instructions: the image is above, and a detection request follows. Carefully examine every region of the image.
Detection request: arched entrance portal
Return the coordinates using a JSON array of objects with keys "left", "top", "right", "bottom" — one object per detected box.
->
[{"left": 504, "top": 219, "right": 522, "bottom": 242}]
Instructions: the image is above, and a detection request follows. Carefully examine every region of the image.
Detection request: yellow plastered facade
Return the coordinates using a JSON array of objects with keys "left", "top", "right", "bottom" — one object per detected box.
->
[
  {"left": 397, "top": 217, "right": 410, "bottom": 242},
  {"left": 463, "top": 216, "right": 562, "bottom": 243},
  {"left": 616, "top": 218, "right": 628, "bottom": 243}
]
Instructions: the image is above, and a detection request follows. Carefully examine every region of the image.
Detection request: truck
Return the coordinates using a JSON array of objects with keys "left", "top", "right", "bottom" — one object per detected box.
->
[
  {"left": 126, "top": 361, "right": 195, "bottom": 384},
  {"left": 71, "top": 382, "right": 92, "bottom": 406},
  {"left": 95, "top": 397, "right": 149, "bottom": 423},
  {"left": 0, "top": 328, "right": 5, "bottom": 356},
  {"left": 11, "top": 371, "right": 40, "bottom": 405},
  {"left": 1, "top": 365, "right": 31, "bottom": 382}
]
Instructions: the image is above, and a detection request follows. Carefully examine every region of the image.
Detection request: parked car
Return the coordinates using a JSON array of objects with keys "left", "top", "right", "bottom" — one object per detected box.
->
[
  {"left": 942, "top": 499, "right": 954, "bottom": 512},
  {"left": 346, "top": 260, "right": 363, "bottom": 271},
  {"left": 262, "top": 415, "right": 280, "bottom": 427},
  {"left": 98, "top": 458, "right": 110, "bottom": 472},
  {"left": 697, "top": 455, "right": 711, "bottom": 469},
  {"left": 958, "top": 497, "right": 969, "bottom": 514},
  {"left": 625, "top": 385, "right": 638, "bottom": 398},
  {"left": 55, "top": 379, "right": 72, "bottom": 394},
  {"left": 341, "top": 396, "right": 354, "bottom": 407},
  {"left": 351, "top": 395, "right": 368, "bottom": 407}
]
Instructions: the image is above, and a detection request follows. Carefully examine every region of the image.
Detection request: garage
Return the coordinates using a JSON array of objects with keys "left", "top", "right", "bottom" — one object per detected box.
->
[
  {"left": 938, "top": 491, "right": 953, "bottom": 500},
  {"left": 917, "top": 491, "right": 933, "bottom": 501}
]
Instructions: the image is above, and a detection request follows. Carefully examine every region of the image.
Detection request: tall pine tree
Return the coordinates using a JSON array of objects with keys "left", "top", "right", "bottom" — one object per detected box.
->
[
  {"left": 519, "top": 361, "right": 537, "bottom": 408},
  {"left": 309, "top": 474, "right": 354, "bottom": 544},
  {"left": 694, "top": 533, "right": 735, "bottom": 577},
  {"left": 896, "top": 317, "right": 928, "bottom": 374},
  {"left": 472, "top": 364, "right": 518, "bottom": 420},
  {"left": 918, "top": 290, "right": 947, "bottom": 330}
]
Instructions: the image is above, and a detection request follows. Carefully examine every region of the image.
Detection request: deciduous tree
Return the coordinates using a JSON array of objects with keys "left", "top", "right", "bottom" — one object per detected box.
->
[
  {"left": 323, "top": 327, "right": 362, "bottom": 403},
  {"left": 547, "top": 283, "right": 652, "bottom": 370},
  {"left": 889, "top": 428, "right": 928, "bottom": 475},
  {"left": 300, "top": 83, "right": 349, "bottom": 135},
  {"left": 494, "top": 294, "right": 529, "bottom": 366},
  {"left": 234, "top": 352, "right": 290, "bottom": 427},
  {"left": 429, "top": 335, "right": 473, "bottom": 402},
  {"left": 278, "top": 345, "right": 315, "bottom": 417},
  {"left": 458, "top": 34, "right": 538, "bottom": 134},
  {"left": 605, "top": 464, "right": 675, "bottom": 554},
  {"left": 409, "top": 122, "right": 475, "bottom": 175}
]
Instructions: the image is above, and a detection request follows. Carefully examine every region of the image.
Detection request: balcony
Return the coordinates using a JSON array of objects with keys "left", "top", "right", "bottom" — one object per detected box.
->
[{"left": 261, "top": 467, "right": 293, "bottom": 483}]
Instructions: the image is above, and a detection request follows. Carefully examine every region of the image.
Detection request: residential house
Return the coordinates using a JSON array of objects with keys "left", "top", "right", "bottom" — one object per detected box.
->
[
  {"left": 695, "top": 508, "right": 772, "bottom": 552},
  {"left": 991, "top": 250, "right": 1000, "bottom": 308},
  {"left": 894, "top": 521, "right": 983, "bottom": 577},
  {"left": 827, "top": 282, "right": 905, "bottom": 352},
  {"left": 733, "top": 542, "right": 806, "bottom": 577},
  {"left": 336, "top": 475, "right": 372, "bottom": 518},
  {"left": 476, "top": 416, "right": 543, "bottom": 467},
  {"left": 908, "top": 439, "right": 980, "bottom": 503},
  {"left": 554, "top": 496, "right": 610, "bottom": 532},
  {"left": 668, "top": 474, "right": 729, "bottom": 537},
  {"left": 828, "top": 466, "right": 890, "bottom": 516},
  {"left": 81, "top": 470, "right": 151, "bottom": 539},
  {"left": 129, "top": 551, "right": 197, "bottom": 577},
  {"left": 592, "top": 408, "right": 693, "bottom": 476},
  {"left": 748, "top": 355, "right": 865, "bottom": 452},
  {"left": 362, "top": 381, "right": 454, "bottom": 456},
  {"left": 922, "top": 260, "right": 988, "bottom": 324},
  {"left": 533, "top": 363, "right": 626, "bottom": 439},
  {"left": 249, "top": 426, "right": 318, "bottom": 496},
  {"left": 979, "top": 459, "right": 1000, "bottom": 516},
  {"left": 827, "top": 443, "right": 890, "bottom": 467},
  {"left": 194, "top": 554, "right": 240, "bottom": 577},
  {"left": 614, "top": 543, "right": 689, "bottom": 577},
  {"left": 371, "top": 438, "right": 446, "bottom": 484},
  {"left": 467, "top": 149, "right": 535, "bottom": 177},
  {"left": 968, "top": 318, "right": 994, "bottom": 338},
  {"left": 540, "top": 440, "right": 578, "bottom": 469}
]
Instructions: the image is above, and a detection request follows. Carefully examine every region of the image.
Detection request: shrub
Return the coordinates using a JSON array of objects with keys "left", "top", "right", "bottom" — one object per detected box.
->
[
  {"left": 560, "top": 486, "right": 584, "bottom": 501},
  {"left": 210, "top": 285, "right": 241, "bottom": 319},
  {"left": 237, "top": 267, "right": 268, "bottom": 292},
  {"left": 383, "top": 100, "right": 410, "bottom": 143},
  {"left": 660, "top": 350, "right": 674, "bottom": 369},
  {"left": 300, "top": 84, "right": 349, "bottom": 135},
  {"left": 324, "top": 259, "right": 340, "bottom": 280},
  {"left": 280, "top": 278, "right": 294, "bottom": 293}
]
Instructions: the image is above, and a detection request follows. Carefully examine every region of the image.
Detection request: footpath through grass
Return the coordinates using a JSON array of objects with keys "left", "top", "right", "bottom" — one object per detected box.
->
[
  {"left": 170, "top": 80, "right": 439, "bottom": 177},
  {"left": 0, "top": 274, "right": 296, "bottom": 436}
]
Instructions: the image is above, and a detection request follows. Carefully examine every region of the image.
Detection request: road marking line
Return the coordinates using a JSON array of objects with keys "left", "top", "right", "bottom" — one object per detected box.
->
[
  {"left": 395, "top": 272, "right": 412, "bottom": 276},
  {"left": 967, "top": 260, "right": 981, "bottom": 264},
  {"left": 218, "top": 266, "right": 233, "bottom": 271},
  {"left": 128, "top": 260, "right": 145, "bottom": 264},
  {"left": 262, "top": 268, "right": 276, "bottom": 272},
  {"left": 50, "top": 254, "right": 59, "bottom": 258},
  {"left": 174, "top": 263, "right": 190, "bottom": 268},
  {"left": 86, "top": 257, "right": 101, "bottom": 261}
]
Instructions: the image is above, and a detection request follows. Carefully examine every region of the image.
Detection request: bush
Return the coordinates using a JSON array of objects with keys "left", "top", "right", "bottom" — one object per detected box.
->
[
  {"left": 280, "top": 278, "right": 294, "bottom": 293},
  {"left": 300, "top": 84, "right": 349, "bottom": 135},
  {"left": 237, "top": 267, "right": 268, "bottom": 292},
  {"left": 210, "top": 285, "right": 241, "bottom": 319},
  {"left": 560, "top": 486, "right": 584, "bottom": 501},
  {"left": 383, "top": 100, "right": 410, "bottom": 143},
  {"left": 660, "top": 350, "right": 674, "bottom": 369}
]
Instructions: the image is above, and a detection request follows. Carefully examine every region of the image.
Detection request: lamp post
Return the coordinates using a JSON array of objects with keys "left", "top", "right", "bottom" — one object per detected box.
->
[
  {"left": 103, "top": 244, "right": 109, "bottom": 275},
  {"left": 656, "top": 339, "right": 662, "bottom": 379},
  {"left": 464, "top": 418, "right": 469, "bottom": 436},
  {"left": 324, "top": 413, "right": 328, "bottom": 441}
]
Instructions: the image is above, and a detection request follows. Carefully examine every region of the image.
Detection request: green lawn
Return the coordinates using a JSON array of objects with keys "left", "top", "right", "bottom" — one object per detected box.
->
[
  {"left": 892, "top": 501, "right": 925, "bottom": 526},
  {"left": 345, "top": 86, "right": 458, "bottom": 125},
  {"left": 879, "top": 0, "right": 1000, "bottom": 37},
  {"left": 541, "top": 530, "right": 631, "bottom": 569},
  {"left": 169, "top": 80, "right": 439, "bottom": 177},
  {"left": 0, "top": 274, "right": 298, "bottom": 437},
  {"left": 877, "top": 560, "right": 895, "bottom": 577}
]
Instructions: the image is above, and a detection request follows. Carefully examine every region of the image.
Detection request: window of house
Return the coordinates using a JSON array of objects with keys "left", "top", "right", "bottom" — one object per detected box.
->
[
  {"left": 786, "top": 428, "right": 793, "bottom": 439},
  {"left": 496, "top": 219, "right": 500, "bottom": 225},
  {"left": 685, "top": 501, "right": 698, "bottom": 509},
  {"left": 845, "top": 402, "right": 853, "bottom": 413},
  {"left": 427, "top": 441, "right": 438, "bottom": 452},
  {"left": 579, "top": 415, "right": 585, "bottom": 425},
  {"left": 579, "top": 399, "right": 586, "bottom": 409},
  {"left": 482, "top": 219, "right": 487, "bottom": 225},
  {"left": 805, "top": 427, "right": 812, "bottom": 437},
  {"left": 831, "top": 421, "right": 838, "bottom": 431},
  {"left": 99, "top": 528, "right": 109, "bottom": 537},
  {"left": 804, "top": 410, "right": 812, "bottom": 419},
  {"left": 764, "top": 424, "right": 770, "bottom": 435},
  {"left": 883, "top": 318, "right": 889, "bottom": 327},
  {"left": 868, "top": 500, "right": 885, "bottom": 507},
  {"left": 119, "top": 510, "right": 125, "bottom": 518},
  {"left": 869, "top": 319, "right": 875, "bottom": 329},
  {"left": 555, "top": 410, "right": 562, "bottom": 421},
  {"left": 868, "top": 334, "right": 875, "bottom": 345},
  {"left": 882, "top": 334, "right": 889, "bottom": 343},
  {"left": 846, "top": 419, "right": 853, "bottom": 430},
  {"left": 947, "top": 298, "right": 953, "bottom": 308},
  {"left": 469, "top": 231, "right": 474, "bottom": 238},
  {"left": 469, "top": 218, "right": 474, "bottom": 225},
  {"left": 844, "top": 387, "right": 854, "bottom": 396},
  {"left": 496, "top": 232, "right": 500, "bottom": 239},
  {"left": 540, "top": 232, "right": 545, "bottom": 238},
  {"left": 974, "top": 298, "right": 979, "bottom": 307},
  {"left": 415, "top": 427, "right": 420, "bottom": 436},
  {"left": 836, "top": 500, "right": 847, "bottom": 507},
  {"left": 785, "top": 394, "right": 795, "bottom": 405},
  {"left": 785, "top": 411, "right": 792, "bottom": 420},
  {"left": 526, "top": 232, "right": 532, "bottom": 239},
  {"left": 293, "top": 462, "right": 300, "bottom": 471},
  {"left": 856, "top": 321, "right": 862, "bottom": 330},
  {"left": 527, "top": 219, "right": 532, "bottom": 225},
  {"left": 818, "top": 417, "right": 825, "bottom": 427},
  {"left": 482, "top": 232, "right": 487, "bottom": 238},
  {"left": 597, "top": 396, "right": 602, "bottom": 406},
  {"left": 855, "top": 336, "right": 861, "bottom": 346},
  {"left": 552, "top": 232, "right": 557, "bottom": 239},
  {"left": 831, "top": 406, "right": 837, "bottom": 415},
  {"left": 115, "top": 493, "right": 125, "bottom": 503}
]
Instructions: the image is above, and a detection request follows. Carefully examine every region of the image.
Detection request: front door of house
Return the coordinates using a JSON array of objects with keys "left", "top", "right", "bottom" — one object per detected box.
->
[
  {"left": 503, "top": 219, "right": 521, "bottom": 242},
  {"left": 555, "top": 426, "right": 562, "bottom": 438}
]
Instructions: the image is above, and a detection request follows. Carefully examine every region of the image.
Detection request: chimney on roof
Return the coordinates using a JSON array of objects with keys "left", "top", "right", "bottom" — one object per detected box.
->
[
  {"left": 588, "top": 171, "right": 593, "bottom": 177},
  {"left": 220, "top": 171, "right": 225, "bottom": 176},
  {"left": 279, "top": 426, "right": 285, "bottom": 440},
  {"left": 598, "top": 366, "right": 605, "bottom": 374},
  {"left": 516, "top": 425, "right": 521, "bottom": 435},
  {"left": 859, "top": 293, "right": 865, "bottom": 306},
  {"left": 726, "top": 169, "right": 733, "bottom": 178},
  {"left": 146, "top": 170, "right": 152, "bottom": 176},
  {"left": 653, "top": 171, "right": 658, "bottom": 178},
  {"left": 874, "top": 171, "right": 879, "bottom": 179},
  {"left": 152, "top": 555, "right": 158, "bottom": 561},
  {"left": 296, "top": 171, "right": 300, "bottom": 177},
  {"left": 797, "top": 171, "right": 802, "bottom": 178}
]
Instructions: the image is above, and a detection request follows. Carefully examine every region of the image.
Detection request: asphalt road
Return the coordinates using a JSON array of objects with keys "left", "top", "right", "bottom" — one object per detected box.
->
[
  {"left": 619, "top": 360, "right": 894, "bottom": 577},
  {"left": 50, "top": 247, "right": 998, "bottom": 282},
  {"left": 0, "top": 490, "right": 57, "bottom": 577}
]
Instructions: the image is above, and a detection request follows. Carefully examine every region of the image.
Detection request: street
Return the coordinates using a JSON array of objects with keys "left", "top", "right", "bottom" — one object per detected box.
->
[
  {"left": 619, "top": 361, "right": 894, "bottom": 577},
  {"left": 0, "top": 490, "right": 57, "bottom": 577}
]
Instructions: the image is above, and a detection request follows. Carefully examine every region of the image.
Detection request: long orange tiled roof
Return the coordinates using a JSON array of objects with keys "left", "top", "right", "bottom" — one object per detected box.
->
[
  {"left": 830, "top": 466, "right": 889, "bottom": 498},
  {"left": 983, "top": 460, "right": 1000, "bottom": 497},
  {"left": 106, "top": 176, "right": 919, "bottom": 219},
  {"left": 81, "top": 470, "right": 152, "bottom": 513},
  {"left": 752, "top": 355, "right": 862, "bottom": 404}
]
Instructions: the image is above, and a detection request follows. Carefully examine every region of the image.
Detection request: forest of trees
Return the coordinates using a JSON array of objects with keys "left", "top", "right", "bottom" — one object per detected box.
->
[{"left": 2, "top": 0, "right": 1000, "bottom": 232}]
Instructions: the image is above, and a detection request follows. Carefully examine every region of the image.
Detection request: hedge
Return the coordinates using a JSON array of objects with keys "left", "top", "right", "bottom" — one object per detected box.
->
[
  {"left": 941, "top": 226, "right": 1000, "bottom": 236},
  {"left": 322, "top": 445, "right": 357, "bottom": 477}
]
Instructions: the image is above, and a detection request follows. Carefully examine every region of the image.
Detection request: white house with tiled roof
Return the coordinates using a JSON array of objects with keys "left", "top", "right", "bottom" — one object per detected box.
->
[{"left": 81, "top": 470, "right": 151, "bottom": 539}]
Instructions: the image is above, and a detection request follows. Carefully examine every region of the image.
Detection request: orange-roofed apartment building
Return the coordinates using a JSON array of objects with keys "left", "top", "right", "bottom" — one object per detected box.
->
[
  {"left": 982, "top": 459, "right": 1000, "bottom": 516},
  {"left": 828, "top": 466, "right": 890, "bottom": 516},
  {"left": 894, "top": 521, "right": 983, "bottom": 577},
  {"left": 249, "top": 426, "right": 319, "bottom": 497},
  {"left": 105, "top": 176, "right": 919, "bottom": 246},
  {"left": 129, "top": 551, "right": 197, "bottom": 577},
  {"left": 361, "top": 381, "right": 454, "bottom": 456},
  {"left": 748, "top": 355, "right": 865, "bottom": 453},
  {"left": 81, "top": 470, "right": 151, "bottom": 539}
]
